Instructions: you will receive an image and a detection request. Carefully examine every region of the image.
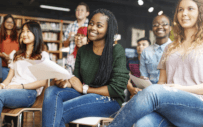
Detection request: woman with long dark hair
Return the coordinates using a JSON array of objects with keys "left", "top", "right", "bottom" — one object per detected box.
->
[
  {"left": 42, "top": 9, "right": 129, "bottom": 127},
  {"left": 0, "top": 14, "right": 19, "bottom": 82},
  {"left": 0, "top": 21, "right": 48, "bottom": 126},
  {"left": 107, "top": 0, "right": 203, "bottom": 126}
]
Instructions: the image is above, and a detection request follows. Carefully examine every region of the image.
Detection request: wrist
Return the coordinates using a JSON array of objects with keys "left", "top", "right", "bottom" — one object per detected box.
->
[
  {"left": 83, "top": 84, "right": 89, "bottom": 94},
  {"left": 1, "top": 83, "right": 6, "bottom": 89}
]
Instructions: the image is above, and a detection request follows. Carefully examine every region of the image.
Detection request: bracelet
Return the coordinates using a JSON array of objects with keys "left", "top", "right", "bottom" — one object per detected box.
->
[
  {"left": 0, "top": 83, "right": 5, "bottom": 89},
  {"left": 21, "top": 84, "right": 24, "bottom": 89}
]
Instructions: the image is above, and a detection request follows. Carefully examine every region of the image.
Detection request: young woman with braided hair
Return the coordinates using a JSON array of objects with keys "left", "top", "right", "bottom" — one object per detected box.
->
[{"left": 42, "top": 9, "right": 129, "bottom": 127}]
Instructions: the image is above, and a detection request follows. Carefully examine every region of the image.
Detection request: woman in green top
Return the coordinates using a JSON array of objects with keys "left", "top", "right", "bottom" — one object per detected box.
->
[{"left": 42, "top": 9, "right": 129, "bottom": 127}]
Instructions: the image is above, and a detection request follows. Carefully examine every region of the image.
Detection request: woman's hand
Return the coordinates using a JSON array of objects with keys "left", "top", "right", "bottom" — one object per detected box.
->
[
  {"left": 0, "top": 85, "right": 4, "bottom": 89},
  {"left": 164, "top": 84, "right": 183, "bottom": 90},
  {"left": 2, "top": 53, "right": 11, "bottom": 64},
  {"left": 6, "top": 85, "right": 23, "bottom": 89},
  {"left": 129, "top": 87, "right": 142, "bottom": 98},
  {"left": 140, "top": 76, "right": 149, "bottom": 80},
  {"left": 54, "top": 78, "right": 71, "bottom": 88},
  {"left": 69, "top": 76, "right": 83, "bottom": 93}
]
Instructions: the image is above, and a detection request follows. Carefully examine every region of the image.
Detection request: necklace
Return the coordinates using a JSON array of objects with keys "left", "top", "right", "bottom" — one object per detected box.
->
[{"left": 25, "top": 52, "right": 30, "bottom": 58}]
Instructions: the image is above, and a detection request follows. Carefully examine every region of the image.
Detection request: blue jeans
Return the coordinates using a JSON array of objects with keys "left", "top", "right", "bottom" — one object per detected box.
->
[
  {"left": 108, "top": 85, "right": 203, "bottom": 127},
  {"left": 2, "top": 67, "right": 9, "bottom": 82},
  {"left": 0, "top": 89, "right": 37, "bottom": 113},
  {"left": 42, "top": 86, "right": 120, "bottom": 127}
]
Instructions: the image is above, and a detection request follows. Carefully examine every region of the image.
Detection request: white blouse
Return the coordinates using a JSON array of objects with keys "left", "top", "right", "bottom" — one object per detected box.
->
[{"left": 8, "top": 51, "right": 50, "bottom": 96}]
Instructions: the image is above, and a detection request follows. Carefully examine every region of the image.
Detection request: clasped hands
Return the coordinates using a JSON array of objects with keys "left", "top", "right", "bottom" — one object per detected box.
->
[{"left": 54, "top": 76, "right": 83, "bottom": 93}]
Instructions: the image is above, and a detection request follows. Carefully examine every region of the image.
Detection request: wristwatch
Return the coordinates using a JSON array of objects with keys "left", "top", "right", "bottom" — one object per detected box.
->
[{"left": 83, "top": 84, "right": 89, "bottom": 94}]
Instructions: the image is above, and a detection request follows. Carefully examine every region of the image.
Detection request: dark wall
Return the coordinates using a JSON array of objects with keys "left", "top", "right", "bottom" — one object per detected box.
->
[{"left": 0, "top": 0, "right": 165, "bottom": 49}]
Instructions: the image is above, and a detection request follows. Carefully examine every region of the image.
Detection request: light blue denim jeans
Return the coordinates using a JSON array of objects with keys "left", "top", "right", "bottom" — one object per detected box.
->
[
  {"left": 42, "top": 85, "right": 120, "bottom": 127},
  {"left": 0, "top": 89, "right": 37, "bottom": 112},
  {"left": 2, "top": 67, "right": 9, "bottom": 82},
  {"left": 107, "top": 85, "right": 203, "bottom": 127}
]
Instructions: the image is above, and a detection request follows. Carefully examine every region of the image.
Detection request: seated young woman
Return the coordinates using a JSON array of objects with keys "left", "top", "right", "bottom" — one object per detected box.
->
[
  {"left": 0, "top": 21, "right": 49, "bottom": 116},
  {"left": 42, "top": 9, "right": 129, "bottom": 127},
  {"left": 107, "top": 0, "right": 203, "bottom": 126}
]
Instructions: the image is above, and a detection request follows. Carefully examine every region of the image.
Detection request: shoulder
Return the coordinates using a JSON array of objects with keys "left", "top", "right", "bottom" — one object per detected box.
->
[
  {"left": 164, "top": 42, "right": 173, "bottom": 51},
  {"left": 113, "top": 44, "right": 124, "bottom": 53},
  {"left": 142, "top": 45, "right": 154, "bottom": 53},
  {"left": 41, "top": 51, "right": 50, "bottom": 60},
  {"left": 113, "top": 44, "right": 125, "bottom": 58},
  {"left": 67, "top": 21, "right": 76, "bottom": 28}
]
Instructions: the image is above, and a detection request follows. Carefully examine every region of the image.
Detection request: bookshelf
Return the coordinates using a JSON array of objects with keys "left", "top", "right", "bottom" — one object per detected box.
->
[{"left": 0, "top": 13, "right": 73, "bottom": 62}]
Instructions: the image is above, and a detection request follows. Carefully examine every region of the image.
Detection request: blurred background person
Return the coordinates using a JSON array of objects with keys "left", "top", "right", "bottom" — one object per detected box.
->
[{"left": 139, "top": 14, "right": 172, "bottom": 84}]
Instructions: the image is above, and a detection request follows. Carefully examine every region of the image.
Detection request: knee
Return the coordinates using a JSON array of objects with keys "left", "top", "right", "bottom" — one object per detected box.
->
[
  {"left": 141, "top": 84, "right": 164, "bottom": 96},
  {"left": 44, "top": 86, "right": 59, "bottom": 99}
]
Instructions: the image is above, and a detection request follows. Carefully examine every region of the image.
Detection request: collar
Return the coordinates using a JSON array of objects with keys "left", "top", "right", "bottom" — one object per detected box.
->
[
  {"left": 153, "top": 38, "right": 172, "bottom": 51},
  {"left": 73, "top": 18, "right": 89, "bottom": 26}
]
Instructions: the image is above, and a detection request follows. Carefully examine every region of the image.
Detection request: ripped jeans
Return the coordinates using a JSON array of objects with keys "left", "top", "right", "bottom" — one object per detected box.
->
[
  {"left": 42, "top": 86, "right": 120, "bottom": 127},
  {"left": 108, "top": 85, "right": 203, "bottom": 127}
]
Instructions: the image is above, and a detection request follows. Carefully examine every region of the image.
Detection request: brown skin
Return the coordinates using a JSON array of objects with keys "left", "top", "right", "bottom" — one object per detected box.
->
[
  {"left": 152, "top": 15, "right": 171, "bottom": 45},
  {"left": 55, "top": 13, "right": 111, "bottom": 96},
  {"left": 139, "top": 15, "right": 171, "bottom": 81}
]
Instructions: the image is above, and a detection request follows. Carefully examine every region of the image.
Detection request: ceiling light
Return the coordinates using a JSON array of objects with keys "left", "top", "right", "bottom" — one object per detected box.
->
[
  {"left": 158, "top": 10, "right": 163, "bottom": 15},
  {"left": 138, "top": 0, "right": 144, "bottom": 6},
  {"left": 148, "top": 7, "right": 154, "bottom": 13},
  {"left": 40, "top": 5, "right": 70, "bottom": 12}
]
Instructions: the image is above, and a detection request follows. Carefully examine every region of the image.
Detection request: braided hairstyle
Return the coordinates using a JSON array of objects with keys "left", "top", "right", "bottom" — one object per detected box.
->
[{"left": 88, "top": 9, "right": 118, "bottom": 87}]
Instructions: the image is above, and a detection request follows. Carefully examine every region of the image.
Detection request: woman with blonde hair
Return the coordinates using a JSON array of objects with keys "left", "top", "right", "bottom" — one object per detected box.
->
[{"left": 107, "top": 0, "right": 203, "bottom": 126}]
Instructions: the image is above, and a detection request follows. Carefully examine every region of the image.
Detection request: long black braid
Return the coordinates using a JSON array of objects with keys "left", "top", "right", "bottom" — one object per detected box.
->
[{"left": 88, "top": 9, "right": 118, "bottom": 87}]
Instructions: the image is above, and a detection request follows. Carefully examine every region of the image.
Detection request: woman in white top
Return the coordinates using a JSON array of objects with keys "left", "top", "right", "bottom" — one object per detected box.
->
[
  {"left": 0, "top": 21, "right": 49, "bottom": 112},
  {"left": 107, "top": 0, "right": 203, "bottom": 126}
]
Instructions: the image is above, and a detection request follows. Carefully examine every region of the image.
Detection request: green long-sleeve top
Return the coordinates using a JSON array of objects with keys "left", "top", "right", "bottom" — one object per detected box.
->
[{"left": 73, "top": 43, "right": 129, "bottom": 106}]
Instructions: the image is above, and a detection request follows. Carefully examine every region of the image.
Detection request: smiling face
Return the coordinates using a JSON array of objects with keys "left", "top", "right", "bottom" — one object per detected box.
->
[
  {"left": 75, "top": 33, "right": 87, "bottom": 48},
  {"left": 21, "top": 25, "right": 35, "bottom": 45},
  {"left": 177, "top": 0, "right": 198, "bottom": 29},
  {"left": 4, "top": 17, "right": 14, "bottom": 30},
  {"left": 152, "top": 15, "right": 171, "bottom": 39},
  {"left": 87, "top": 13, "right": 108, "bottom": 42},
  {"left": 75, "top": 5, "right": 89, "bottom": 20}
]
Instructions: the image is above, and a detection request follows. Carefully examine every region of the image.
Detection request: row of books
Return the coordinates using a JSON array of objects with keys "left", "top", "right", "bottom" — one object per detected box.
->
[
  {"left": 62, "top": 24, "right": 69, "bottom": 31},
  {"left": 47, "top": 43, "right": 58, "bottom": 51},
  {"left": 42, "top": 32, "right": 58, "bottom": 41},
  {"left": 40, "top": 22, "right": 61, "bottom": 31}
]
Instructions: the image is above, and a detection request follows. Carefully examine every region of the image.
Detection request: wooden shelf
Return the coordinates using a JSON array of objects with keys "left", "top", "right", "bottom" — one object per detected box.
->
[
  {"left": 44, "top": 40, "right": 60, "bottom": 43},
  {"left": 0, "top": 13, "right": 73, "bottom": 60},
  {"left": 48, "top": 51, "right": 61, "bottom": 53}
]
